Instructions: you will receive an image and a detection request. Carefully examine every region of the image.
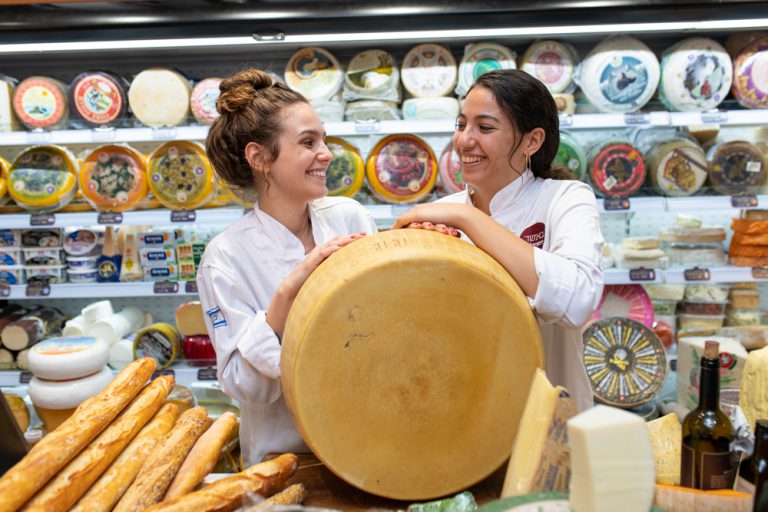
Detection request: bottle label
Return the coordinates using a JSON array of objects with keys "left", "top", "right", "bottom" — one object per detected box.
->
[{"left": 681, "top": 444, "right": 737, "bottom": 490}]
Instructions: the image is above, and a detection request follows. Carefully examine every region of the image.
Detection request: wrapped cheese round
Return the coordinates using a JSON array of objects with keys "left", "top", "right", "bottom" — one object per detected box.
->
[
  {"left": 366, "top": 134, "right": 437, "bottom": 204},
  {"left": 645, "top": 139, "right": 708, "bottom": 196},
  {"left": 732, "top": 36, "right": 768, "bottom": 109},
  {"left": 69, "top": 71, "right": 129, "bottom": 127},
  {"left": 12, "top": 76, "right": 69, "bottom": 129},
  {"left": 190, "top": 77, "right": 222, "bottom": 125},
  {"left": 554, "top": 132, "right": 586, "bottom": 180},
  {"left": 128, "top": 67, "right": 191, "bottom": 128},
  {"left": 402, "top": 97, "right": 459, "bottom": 120},
  {"left": 0, "top": 155, "right": 10, "bottom": 207},
  {"left": 133, "top": 322, "right": 183, "bottom": 368},
  {"left": 147, "top": 140, "right": 215, "bottom": 210},
  {"left": 28, "top": 336, "right": 109, "bottom": 381},
  {"left": 437, "top": 141, "right": 464, "bottom": 194},
  {"left": 401, "top": 43, "right": 457, "bottom": 98},
  {"left": 520, "top": 40, "right": 578, "bottom": 93},
  {"left": 659, "top": 38, "right": 732, "bottom": 112},
  {"left": 588, "top": 142, "right": 646, "bottom": 198},
  {"left": 344, "top": 49, "right": 400, "bottom": 101},
  {"left": 9, "top": 145, "right": 78, "bottom": 212},
  {"left": 325, "top": 137, "right": 364, "bottom": 197},
  {"left": 345, "top": 100, "right": 399, "bottom": 121},
  {"left": 578, "top": 36, "right": 660, "bottom": 113},
  {"left": 79, "top": 144, "right": 148, "bottom": 211},
  {"left": 285, "top": 47, "right": 344, "bottom": 102},
  {"left": 457, "top": 42, "right": 517, "bottom": 97},
  {"left": 281, "top": 229, "right": 544, "bottom": 500},
  {"left": 707, "top": 140, "right": 767, "bottom": 195}
]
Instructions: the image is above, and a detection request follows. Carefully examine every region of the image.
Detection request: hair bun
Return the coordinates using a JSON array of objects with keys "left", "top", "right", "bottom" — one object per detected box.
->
[{"left": 216, "top": 69, "right": 275, "bottom": 114}]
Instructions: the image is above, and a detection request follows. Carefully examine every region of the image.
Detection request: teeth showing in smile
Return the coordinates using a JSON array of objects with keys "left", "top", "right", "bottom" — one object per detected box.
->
[
  {"left": 461, "top": 156, "right": 484, "bottom": 164},
  {"left": 307, "top": 170, "right": 326, "bottom": 177}
]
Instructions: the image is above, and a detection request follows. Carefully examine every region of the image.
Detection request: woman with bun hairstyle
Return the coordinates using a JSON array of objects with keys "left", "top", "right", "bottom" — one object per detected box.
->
[
  {"left": 197, "top": 69, "right": 376, "bottom": 465},
  {"left": 395, "top": 69, "right": 604, "bottom": 410}
]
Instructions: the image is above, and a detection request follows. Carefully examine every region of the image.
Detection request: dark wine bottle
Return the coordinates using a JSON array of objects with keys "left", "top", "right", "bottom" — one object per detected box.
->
[
  {"left": 754, "top": 419, "right": 768, "bottom": 512},
  {"left": 680, "top": 340, "right": 736, "bottom": 490}
]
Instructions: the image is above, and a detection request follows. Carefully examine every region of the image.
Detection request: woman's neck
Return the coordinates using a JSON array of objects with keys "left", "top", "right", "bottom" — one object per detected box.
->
[
  {"left": 470, "top": 172, "right": 523, "bottom": 214},
  {"left": 260, "top": 195, "right": 311, "bottom": 236}
]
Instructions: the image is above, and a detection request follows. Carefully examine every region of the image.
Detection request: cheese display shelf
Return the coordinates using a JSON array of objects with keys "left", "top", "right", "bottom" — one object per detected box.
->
[
  {"left": 1, "top": 281, "right": 198, "bottom": 299},
  {"left": 605, "top": 266, "right": 768, "bottom": 285},
  {"left": 0, "top": 362, "right": 209, "bottom": 388},
  {"left": 600, "top": 195, "right": 768, "bottom": 214}
]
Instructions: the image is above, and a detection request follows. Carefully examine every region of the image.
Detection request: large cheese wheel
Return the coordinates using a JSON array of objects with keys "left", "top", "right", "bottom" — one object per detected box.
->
[
  {"left": 128, "top": 68, "right": 191, "bottom": 128},
  {"left": 285, "top": 47, "right": 344, "bottom": 102},
  {"left": 325, "top": 137, "right": 364, "bottom": 197},
  {"left": 147, "top": 141, "right": 215, "bottom": 210},
  {"left": 659, "top": 38, "right": 732, "bottom": 112},
  {"left": 366, "top": 134, "right": 437, "bottom": 204},
  {"left": 80, "top": 144, "right": 148, "bottom": 212},
  {"left": 401, "top": 43, "right": 457, "bottom": 98},
  {"left": 646, "top": 139, "right": 708, "bottom": 197},
  {"left": 281, "top": 229, "right": 544, "bottom": 500},
  {"left": 588, "top": 142, "right": 646, "bottom": 198},
  {"left": 706, "top": 140, "right": 767, "bottom": 195},
  {"left": 732, "top": 36, "right": 768, "bottom": 109},
  {"left": 9, "top": 145, "right": 78, "bottom": 212},
  {"left": 457, "top": 42, "right": 516, "bottom": 96},
  {"left": 520, "top": 40, "right": 578, "bottom": 94},
  {"left": 12, "top": 76, "right": 69, "bottom": 129},
  {"left": 69, "top": 71, "right": 129, "bottom": 127},
  {"left": 590, "top": 284, "right": 654, "bottom": 328},
  {"left": 189, "top": 78, "right": 222, "bottom": 125}
]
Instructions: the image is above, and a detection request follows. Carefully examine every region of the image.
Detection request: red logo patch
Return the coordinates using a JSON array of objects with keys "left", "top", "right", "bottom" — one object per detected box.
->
[{"left": 519, "top": 222, "right": 546, "bottom": 249}]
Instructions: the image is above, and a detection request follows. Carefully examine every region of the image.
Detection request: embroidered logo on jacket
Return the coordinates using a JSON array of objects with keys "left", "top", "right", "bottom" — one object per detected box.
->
[
  {"left": 519, "top": 222, "right": 546, "bottom": 249},
  {"left": 206, "top": 306, "right": 227, "bottom": 328}
]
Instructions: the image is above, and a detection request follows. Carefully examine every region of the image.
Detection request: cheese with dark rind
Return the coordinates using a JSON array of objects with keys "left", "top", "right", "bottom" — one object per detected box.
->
[
  {"left": 401, "top": 43, "right": 457, "bottom": 98},
  {"left": 325, "top": 137, "right": 364, "bottom": 197},
  {"left": 12, "top": 76, "right": 69, "bottom": 129},
  {"left": 281, "top": 229, "right": 544, "bottom": 500},
  {"left": 646, "top": 139, "right": 708, "bottom": 196},
  {"left": 190, "top": 78, "right": 222, "bottom": 125},
  {"left": 9, "top": 145, "right": 78, "bottom": 212},
  {"left": 147, "top": 141, "right": 214, "bottom": 210},
  {"left": 588, "top": 142, "right": 646, "bottom": 198},
  {"left": 80, "top": 144, "right": 148, "bottom": 212},
  {"left": 732, "top": 36, "right": 768, "bottom": 109},
  {"left": 365, "top": 134, "right": 437, "bottom": 204},
  {"left": 69, "top": 71, "right": 128, "bottom": 127},
  {"left": 707, "top": 140, "right": 767, "bottom": 195},
  {"left": 285, "top": 47, "right": 343, "bottom": 102},
  {"left": 520, "top": 40, "right": 578, "bottom": 94}
]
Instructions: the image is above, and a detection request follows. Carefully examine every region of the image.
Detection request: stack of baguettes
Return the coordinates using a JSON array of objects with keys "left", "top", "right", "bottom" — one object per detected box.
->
[
  {"left": 0, "top": 357, "right": 299, "bottom": 512},
  {"left": 730, "top": 210, "right": 768, "bottom": 267}
]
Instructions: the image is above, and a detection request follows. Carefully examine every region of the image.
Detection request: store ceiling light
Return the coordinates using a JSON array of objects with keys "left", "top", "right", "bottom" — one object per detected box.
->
[{"left": 1, "top": 17, "right": 768, "bottom": 53}]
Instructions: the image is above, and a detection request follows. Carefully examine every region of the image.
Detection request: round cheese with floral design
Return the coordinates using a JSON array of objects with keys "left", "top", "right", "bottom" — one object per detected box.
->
[
  {"left": 659, "top": 38, "right": 732, "bottom": 112},
  {"left": 325, "top": 137, "right": 364, "bottom": 198},
  {"left": 69, "top": 71, "right": 128, "bottom": 127},
  {"left": 190, "top": 78, "right": 222, "bottom": 125},
  {"left": 9, "top": 145, "right": 77, "bottom": 212},
  {"left": 589, "top": 142, "right": 646, "bottom": 198},
  {"left": 80, "top": 144, "right": 148, "bottom": 212},
  {"left": 147, "top": 141, "right": 214, "bottom": 210},
  {"left": 12, "top": 76, "right": 69, "bottom": 129},
  {"left": 733, "top": 36, "right": 768, "bottom": 109},
  {"left": 366, "top": 134, "right": 437, "bottom": 203},
  {"left": 520, "top": 40, "right": 578, "bottom": 93}
]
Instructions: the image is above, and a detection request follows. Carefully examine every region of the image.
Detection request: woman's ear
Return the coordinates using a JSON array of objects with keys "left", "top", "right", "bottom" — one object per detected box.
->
[
  {"left": 525, "top": 127, "right": 546, "bottom": 156},
  {"left": 245, "top": 141, "right": 267, "bottom": 173}
]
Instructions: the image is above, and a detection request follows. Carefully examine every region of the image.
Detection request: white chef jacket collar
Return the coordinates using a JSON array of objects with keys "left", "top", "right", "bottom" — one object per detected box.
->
[
  {"left": 487, "top": 169, "right": 534, "bottom": 217},
  {"left": 251, "top": 200, "right": 320, "bottom": 250}
]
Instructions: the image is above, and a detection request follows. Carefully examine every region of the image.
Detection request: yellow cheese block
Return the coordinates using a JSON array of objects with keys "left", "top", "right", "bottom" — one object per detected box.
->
[
  {"left": 281, "top": 229, "right": 544, "bottom": 500},
  {"left": 653, "top": 484, "right": 752, "bottom": 512},
  {"left": 740, "top": 344, "right": 768, "bottom": 431},
  {"left": 646, "top": 413, "right": 682, "bottom": 485},
  {"left": 175, "top": 301, "right": 207, "bottom": 337}
]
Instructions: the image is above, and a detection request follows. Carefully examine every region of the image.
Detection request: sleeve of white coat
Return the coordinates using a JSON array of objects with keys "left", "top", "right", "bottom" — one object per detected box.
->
[
  {"left": 530, "top": 184, "right": 604, "bottom": 328},
  {"left": 197, "top": 263, "right": 283, "bottom": 406}
]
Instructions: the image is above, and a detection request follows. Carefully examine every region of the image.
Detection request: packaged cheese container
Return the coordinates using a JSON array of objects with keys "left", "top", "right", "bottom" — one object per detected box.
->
[
  {"left": 147, "top": 141, "right": 215, "bottom": 210},
  {"left": 706, "top": 140, "right": 767, "bottom": 195},
  {"left": 645, "top": 139, "right": 708, "bottom": 196},
  {"left": 401, "top": 43, "right": 457, "bottom": 98},
  {"left": 732, "top": 36, "right": 768, "bottom": 109},
  {"left": 366, "top": 134, "right": 437, "bottom": 204},
  {"left": 128, "top": 67, "right": 192, "bottom": 128},
  {"left": 190, "top": 77, "right": 222, "bottom": 125},
  {"left": 133, "top": 322, "right": 183, "bottom": 368},
  {"left": 588, "top": 141, "right": 646, "bottom": 198},
  {"left": 12, "top": 76, "right": 69, "bottom": 129},
  {"left": 677, "top": 336, "right": 748, "bottom": 410},
  {"left": 457, "top": 42, "right": 517, "bottom": 97},
  {"left": 69, "top": 71, "right": 129, "bottom": 127},
  {"left": 285, "top": 47, "right": 344, "bottom": 102},
  {"left": 520, "top": 39, "right": 578, "bottom": 94},
  {"left": 437, "top": 142, "right": 464, "bottom": 194},
  {"left": 344, "top": 49, "right": 401, "bottom": 102},
  {"left": 9, "top": 145, "right": 78, "bottom": 212},
  {"left": 325, "top": 137, "right": 364, "bottom": 198},
  {"left": 79, "top": 144, "right": 148, "bottom": 212}
]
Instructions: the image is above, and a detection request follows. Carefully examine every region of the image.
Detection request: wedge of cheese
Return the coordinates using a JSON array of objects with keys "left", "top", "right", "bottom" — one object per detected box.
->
[
  {"left": 646, "top": 413, "right": 682, "bottom": 485},
  {"left": 653, "top": 484, "right": 751, "bottom": 512},
  {"left": 740, "top": 344, "right": 768, "bottom": 431}
]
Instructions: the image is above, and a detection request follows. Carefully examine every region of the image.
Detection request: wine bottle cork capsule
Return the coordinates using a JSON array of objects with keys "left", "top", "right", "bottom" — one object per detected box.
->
[{"left": 704, "top": 340, "right": 719, "bottom": 358}]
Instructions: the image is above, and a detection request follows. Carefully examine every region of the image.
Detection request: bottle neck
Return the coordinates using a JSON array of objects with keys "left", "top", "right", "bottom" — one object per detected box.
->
[
  {"left": 756, "top": 422, "right": 768, "bottom": 458},
  {"left": 699, "top": 356, "right": 720, "bottom": 411}
]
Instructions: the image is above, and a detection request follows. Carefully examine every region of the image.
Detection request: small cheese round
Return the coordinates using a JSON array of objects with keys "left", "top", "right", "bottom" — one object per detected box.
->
[
  {"left": 12, "top": 76, "right": 69, "bottom": 129},
  {"left": 147, "top": 141, "right": 215, "bottom": 210},
  {"left": 285, "top": 47, "right": 344, "bottom": 102},
  {"left": 401, "top": 43, "right": 457, "bottom": 98},
  {"left": 29, "top": 365, "right": 113, "bottom": 411},
  {"left": 588, "top": 142, "right": 647, "bottom": 198},
  {"left": 659, "top": 38, "right": 732, "bottom": 112},
  {"left": 28, "top": 336, "right": 109, "bottom": 380},
  {"left": 520, "top": 40, "right": 578, "bottom": 93},
  {"left": 190, "top": 78, "right": 222, "bottom": 125},
  {"left": 732, "top": 36, "right": 768, "bottom": 109},
  {"left": 707, "top": 140, "right": 767, "bottom": 195},
  {"left": 69, "top": 71, "right": 129, "bottom": 127},
  {"left": 646, "top": 139, "right": 708, "bottom": 197},
  {"left": 457, "top": 42, "right": 516, "bottom": 96},
  {"left": 79, "top": 144, "right": 148, "bottom": 212},
  {"left": 9, "top": 145, "right": 78, "bottom": 212},
  {"left": 366, "top": 134, "right": 437, "bottom": 204},
  {"left": 325, "top": 137, "right": 364, "bottom": 198},
  {"left": 128, "top": 68, "right": 191, "bottom": 128}
]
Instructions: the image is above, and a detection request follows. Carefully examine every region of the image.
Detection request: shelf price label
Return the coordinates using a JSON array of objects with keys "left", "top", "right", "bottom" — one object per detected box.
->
[
  {"left": 354, "top": 120, "right": 381, "bottom": 134},
  {"left": 26, "top": 281, "right": 51, "bottom": 297},
  {"left": 0, "top": 282, "right": 10, "bottom": 298},
  {"left": 25, "top": 129, "right": 51, "bottom": 144},
  {"left": 153, "top": 281, "right": 179, "bottom": 294},
  {"left": 90, "top": 126, "right": 117, "bottom": 142},
  {"left": 19, "top": 372, "right": 32, "bottom": 384},
  {"left": 731, "top": 195, "right": 758, "bottom": 208},
  {"left": 624, "top": 111, "right": 651, "bottom": 125},
  {"left": 151, "top": 127, "right": 177, "bottom": 140},
  {"left": 171, "top": 210, "right": 196, "bottom": 223},
  {"left": 197, "top": 367, "right": 218, "bottom": 381},
  {"left": 151, "top": 369, "right": 175, "bottom": 380},
  {"left": 751, "top": 267, "right": 768, "bottom": 279},
  {"left": 603, "top": 198, "right": 631, "bottom": 211},
  {"left": 30, "top": 213, "right": 55, "bottom": 226},
  {"left": 184, "top": 281, "right": 198, "bottom": 294},
  {"left": 684, "top": 267, "right": 711, "bottom": 281},
  {"left": 97, "top": 212, "right": 123, "bottom": 225},
  {"left": 629, "top": 268, "right": 656, "bottom": 282},
  {"left": 700, "top": 110, "right": 728, "bottom": 124}
]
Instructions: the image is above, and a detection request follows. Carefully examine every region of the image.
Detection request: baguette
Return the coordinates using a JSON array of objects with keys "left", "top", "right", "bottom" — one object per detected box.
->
[
  {"left": 71, "top": 403, "right": 180, "bottom": 512},
  {"left": 164, "top": 411, "right": 239, "bottom": 499},
  {"left": 23, "top": 375, "right": 175, "bottom": 512},
  {"left": 113, "top": 406, "right": 209, "bottom": 512},
  {"left": 144, "top": 453, "right": 299, "bottom": 512},
  {"left": 0, "top": 358, "right": 157, "bottom": 512},
  {"left": 244, "top": 483, "right": 307, "bottom": 511}
]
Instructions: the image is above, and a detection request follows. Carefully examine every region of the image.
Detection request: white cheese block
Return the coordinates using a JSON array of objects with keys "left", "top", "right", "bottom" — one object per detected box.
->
[
  {"left": 89, "top": 306, "right": 144, "bottom": 344},
  {"left": 567, "top": 405, "right": 655, "bottom": 512},
  {"left": 28, "top": 336, "right": 109, "bottom": 381},
  {"left": 457, "top": 42, "right": 516, "bottom": 97},
  {"left": 81, "top": 300, "right": 114, "bottom": 324},
  {"left": 646, "top": 413, "right": 682, "bottom": 485},
  {"left": 677, "top": 336, "right": 748, "bottom": 410},
  {"left": 108, "top": 336, "right": 135, "bottom": 370},
  {"left": 739, "top": 344, "right": 768, "bottom": 431},
  {"left": 128, "top": 68, "right": 191, "bottom": 128},
  {"left": 643, "top": 284, "right": 686, "bottom": 301},
  {"left": 622, "top": 237, "right": 660, "bottom": 250},
  {"left": 402, "top": 97, "right": 459, "bottom": 120},
  {"left": 28, "top": 365, "right": 112, "bottom": 411},
  {"left": 0, "top": 79, "right": 19, "bottom": 132},
  {"left": 520, "top": 40, "right": 578, "bottom": 93},
  {"left": 401, "top": 43, "right": 457, "bottom": 98},
  {"left": 62, "top": 314, "right": 88, "bottom": 337}
]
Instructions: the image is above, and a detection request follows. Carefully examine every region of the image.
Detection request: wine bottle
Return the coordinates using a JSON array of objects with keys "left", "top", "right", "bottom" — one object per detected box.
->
[
  {"left": 680, "top": 340, "right": 736, "bottom": 490},
  {"left": 96, "top": 226, "right": 122, "bottom": 282},
  {"left": 754, "top": 419, "right": 768, "bottom": 512}
]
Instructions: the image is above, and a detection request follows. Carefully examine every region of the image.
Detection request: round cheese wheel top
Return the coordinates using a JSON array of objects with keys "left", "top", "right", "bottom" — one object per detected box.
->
[
  {"left": 128, "top": 67, "right": 191, "bottom": 128},
  {"left": 401, "top": 43, "right": 457, "bottom": 98},
  {"left": 69, "top": 71, "right": 128, "bottom": 127},
  {"left": 29, "top": 336, "right": 109, "bottom": 381},
  {"left": 589, "top": 142, "right": 646, "bottom": 198},
  {"left": 325, "top": 137, "right": 364, "bottom": 198},
  {"left": 437, "top": 141, "right": 464, "bottom": 194},
  {"left": 285, "top": 47, "right": 344, "bottom": 102},
  {"left": 281, "top": 229, "right": 543, "bottom": 500},
  {"left": 707, "top": 140, "right": 767, "bottom": 195},
  {"left": 659, "top": 38, "right": 733, "bottom": 112},
  {"left": 579, "top": 36, "right": 660, "bottom": 113},
  {"left": 190, "top": 78, "right": 222, "bottom": 125},
  {"left": 554, "top": 132, "right": 586, "bottom": 180},
  {"left": 732, "top": 36, "right": 768, "bottom": 109},
  {"left": 366, "top": 134, "right": 437, "bottom": 203},
  {"left": 646, "top": 139, "right": 708, "bottom": 197},
  {"left": 29, "top": 366, "right": 113, "bottom": 410},
  {"left": 582, "top": 317, "right": 667, "bottom": 408},
  {"left": 12, "top": 76, "right": 69, "bottom": 129},
  {"left": 590, "top": 284, "right": 654, "bottom": 328},
  {"left": 80, "top": 144, "right": 148, "bottom": 212},
  {"left": 457, "top": 42, "right": 517, "bottom": 96},
  {"left": 344, "top": 49, "right": 399, "bottom": 96},
  {"left": 133, "top": 322, "right": 182, "bottom": 369},
  {"left": 9, "top": 145, "right": 78, "bottom": 211},
  {"left": 520, "top": 40, "right": 578, "bottom": 93},
  {"left": 147, "top": 140, "right": 215, "bottom": 210}
]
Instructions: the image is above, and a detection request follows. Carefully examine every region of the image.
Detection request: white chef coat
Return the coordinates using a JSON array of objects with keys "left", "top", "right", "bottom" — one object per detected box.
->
[
  {"left": 196, "top": 196, "right": 377, "bottom": 466},
  {"left": 439, "top": 169, "right": 604, "bottom": 411}
]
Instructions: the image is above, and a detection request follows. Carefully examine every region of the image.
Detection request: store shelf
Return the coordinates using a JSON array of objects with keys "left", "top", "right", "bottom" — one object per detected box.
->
[
  {"left": 0, "top": 363, "right": 216, "bottom": 388},
  {"left": 0, "top": 207, "right": 245, "bottom": 229},
  {"left": 5, "top": 281, "right": 198, "bottom": 299},
  {"left": 606, "top": 265, "right": 768, "bottom": 285},
  {"left": 600, "top": 194, "right": 768, "bottom": 214}
]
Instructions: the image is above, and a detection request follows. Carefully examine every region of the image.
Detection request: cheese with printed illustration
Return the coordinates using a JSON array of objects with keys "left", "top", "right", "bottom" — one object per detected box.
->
[
  {"left": 325, "top": 137, "right": 364, "bottom": 197},
  {"left": 80, "top": 144, "right": 148, "bottom": 212},
  {"left": 457, "top": 42, "right": 516, "bottom": 96},
  {"left": 366, "top": 134, "right": 437, "bottom": 204},
  {"left": 659, "top": 38, "right": 732, "bottom": 112},
  {"left": 147, "top": 141, "right": 214, "bottom": 210},
  {"left": 9, "top": 145, "right": 78, "bottom": 212},
  {"left": 401, "top": 43, "right": 457, "bottom": 98}
]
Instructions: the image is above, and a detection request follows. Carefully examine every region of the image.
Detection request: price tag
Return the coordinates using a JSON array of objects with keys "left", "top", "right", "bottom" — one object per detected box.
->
[
  {"left": 603, "top": 198, "right": 631, "bottom": 211},
  {"left": 153, "top": 281, "right": 179, "bottom": 294},
  {"left": 19, "top": 372, "right": 32, "bottom": 384},
  {"left": 751, "top": 267, "right": 768, "bottom": 279},
  {"left": 701, "top": 110, "right": 729, "bottom": 124},
  {"left": 558, "top": 114, "right": 573, "bottom": 127},
  {"left": 624, "top": 111, "right": 651, "bottom": 125},
  {"left": 151, "top": 368, "right": 175, "bottom": 380},
  {"left": 30, "top": 213, "right": 55, "bottom": 226},
  {"left": 0, "top": 282, "right": 10, "bottom": 298},
  {"left": 151, "top": 127, "right": 177, "bottom": 140},
  {"left": 184, "top": 281, "right": 198, "bottom": 294},
  {"left": 26, "top": 281, "right": 51, "bottom": 297},
  {"left": 90, "top": 126, "right": 117, "bottom": 142},
  {"left": 629, "top": 268, "right": 656, "bottom": 282},
  {"left": 684, "top": 267, "right": 711, "bottom": 281},
  {"left": 171, "top": 210, "right": 196, "bottom": 223},
  {"left": 26, "top": 129, "right": 51, "bottom": 144},
  {"left": 353, "top": 120, "right": 381, "bottom": 134},
  {"left": 669, "top": 359, "right": 677, "bottom": 372},
  {"left": 197, "top": 367, "right": 218, "bottom": 381},
  {"left": 97, "top": 212, "right": 123, "bottom": 224},
  {"left": 731, "top": 195, "right": 758, "bottom": 208}
]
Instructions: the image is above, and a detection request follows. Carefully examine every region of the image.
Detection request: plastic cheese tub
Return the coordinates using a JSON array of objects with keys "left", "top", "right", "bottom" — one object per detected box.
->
[
  {"left": 147, "top": 141, "right": 215, "bottom": 210},
  {"left": 9, "top": 145, "right": 78, "bottom": 212},
  {"left": 365, "top": 134, "right": 437, "bottom": 204},
  {"left": 325, "top": 137, "right": 364, "bottom": 198},
  {"left": 79, "top": 144, "right": 148, "bottom": 212}
]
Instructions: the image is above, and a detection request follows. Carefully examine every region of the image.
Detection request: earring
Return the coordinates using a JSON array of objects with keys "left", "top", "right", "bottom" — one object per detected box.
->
[{"left": 524, "top": 153, "right": 531, "bottom": 172}]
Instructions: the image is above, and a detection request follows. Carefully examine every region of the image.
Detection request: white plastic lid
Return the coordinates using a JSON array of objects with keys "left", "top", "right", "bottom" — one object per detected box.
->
[
  {"left": 29, "top": 366, "right": 112, "bottom": 410},
  {"left": 29, "top": 336, "right": 109, "bottom": 380}
]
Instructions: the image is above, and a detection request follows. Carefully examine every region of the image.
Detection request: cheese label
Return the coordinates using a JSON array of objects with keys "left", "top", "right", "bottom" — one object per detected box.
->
[
  {"left": 286, "top": 47, "right": 343, "bottom": 101},
  {"left": 32, "top": 336, "right": 98, "bottom": 355},
  {"left": 457, "top": 42, "right": 516, "bottom": 96},
  {"left": 553, "top": 134, "right": 585, "bottom": 180},
  {"left": 80, "top": 144, "right": 148, "bottom": 211},
  {"left": 9, "top": 146, "right": 77, "bottom": 210},
  {"left": 325, "top": 137, "right": 364, "bottom": 197},
  {"left": 366, "top": 134, "right": 437, "bottom": 203},
  {"left": 598, "top": 56, "right": 650, "bottom": 105},
  {"left": 589, "top": 142, "right": 646, "bottom": 198},
  {"left": 13, "top": 77, "right": 68, "bottom": 129},
  {"left": 653, "top": 144, "right": 708, "bottom": 196},
  {"left": 401, "top": 43, "right": 457, "bottom": 98},
  {"left": 733, "top": 37, "right": 768, "bottom": 109},
  {"left": 71, "top": 73, "right": 125, "bottom": 125},
  {"left": 134, "top": 322, "right": 182, "bottom": 368},
  {"left": 660, "top": 38, "right": 733, "bottom": 112}
]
